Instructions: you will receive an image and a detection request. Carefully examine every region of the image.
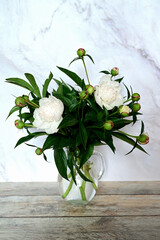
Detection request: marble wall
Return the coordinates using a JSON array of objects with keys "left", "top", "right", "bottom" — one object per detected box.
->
[{"left": 0, "top": 0, "right": 159, "bottom": 181}]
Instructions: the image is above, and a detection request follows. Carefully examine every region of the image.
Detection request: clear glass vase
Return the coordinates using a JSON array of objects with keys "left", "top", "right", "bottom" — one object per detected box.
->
[{"left": 58, "top": 151, "right": 104, "bottom": 205}]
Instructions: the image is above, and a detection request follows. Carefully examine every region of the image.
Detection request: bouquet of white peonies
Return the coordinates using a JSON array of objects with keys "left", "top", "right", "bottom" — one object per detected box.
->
[{"left": 6, "top": 48, "right": 149, "bottom": 202}]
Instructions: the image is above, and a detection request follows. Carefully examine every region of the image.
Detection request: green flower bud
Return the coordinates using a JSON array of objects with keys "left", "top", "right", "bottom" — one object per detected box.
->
[
  {"left": 104, "top": 120, "right": 114, "bottom": 130},
  {"left": 86, "top": 85, "right": 94, "bottom": 95},
  {"left": 15, "top": 96, "right": 26, "bottom": 107},
  {"left": 23, "top": 95, "right": 29, "bottom": 102},
  {"left": 119, "top": 105, "right": 131, "bottom": 117},
  {"left": 35, "top": 148, "right": 43, "bottom": 155},
  {"left": 80, "top": 90, "right": 88, "bottom": 100},
  {"left": 111, "top": 67, "right": 119, "bottom": 76},
  {"left": 132, "top": 93, "right": 140, "bottom": 102},
  {"left": 138, "top": 133, "right": 149, "bottom": 145},
  {"left": 132, "top": 103, "right": 141, "bottom": 112},
  {"left": 77, "top": 48, "right": 86, "bottom": 57},
  {"left": 14, "top": 119, "right": 24, "bottom": 129}
]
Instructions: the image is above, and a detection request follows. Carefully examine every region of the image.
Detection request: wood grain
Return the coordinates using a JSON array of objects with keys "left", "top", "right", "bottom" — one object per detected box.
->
[
  {"left": 0, "top": 217, "right": 160, "bottom": 240},
  {"left": 0, "top": 181, "right": 160, "bottom": 196},
  {"left": 0, "top": 182, "right": 160, "bottom": 239},
  {"left": 0, "top": 194, "right": 160, "bottom": 217}
]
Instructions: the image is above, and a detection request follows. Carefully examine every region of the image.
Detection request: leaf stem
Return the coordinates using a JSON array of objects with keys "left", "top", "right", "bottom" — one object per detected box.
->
[
  {"left": 117, "top": 129, "right": 138, "bottom": 138},
  {"left": 109, "top": 111, "right": 118, "bottom": 116},
  {"left": 82, "top": 57, "right": 90, "bottom": 85},
  {"left": 79, "top": 180, "right": 87, "bottom": 201},
  {"left": 26, "top": 100, "right": 39, "bottom": 108},
  {"left": 84, "top": 170, "right": 97, "bottom": 191},
  {"left": 62, "top": 178, "right": 74, "bottom": 199},
  {"left": 24, "top": 124, "right": 34, "bottom": 127},
  {"left": 123, "top": 98, "right": 132, "bottom": 104}
]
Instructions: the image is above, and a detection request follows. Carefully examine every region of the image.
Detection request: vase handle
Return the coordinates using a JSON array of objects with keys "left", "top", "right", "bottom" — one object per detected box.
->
[{"left": 92, "top": 151, "right": 105, "bottom": 180}]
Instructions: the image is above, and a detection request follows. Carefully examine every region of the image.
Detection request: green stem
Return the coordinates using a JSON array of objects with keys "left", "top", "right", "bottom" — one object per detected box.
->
[
  {"left": 110, "top": 111, "right": 118, "bottom": 117},
  {"left": 87, "top": 126, "right": 103, "bottom": 129},
  {"left": 123, "top": 98, "right": 132, "bottom": 104},
  {"left": 25, "top": 100, "right": 39, "bottom": 108},
  {"left": 24, "top": 124, "right": 34, "bottom": 127},
  {"left": 62, "top": 178, "right": 74, "bottom": 199},
  {"left": 84, "top": 171, "right": 97, "bottom": 191},
  {"left": 82, "top": 57, "right": 90, "bottom": 85},
  {"left": 117, "top": 129, "right": 138, "bottom": 139},
  {"left": 79, "top": 180, "right": 87, "bottom": 201}
]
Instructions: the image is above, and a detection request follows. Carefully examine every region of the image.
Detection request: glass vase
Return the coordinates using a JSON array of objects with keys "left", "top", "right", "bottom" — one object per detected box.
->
[{"left": 58, "top": 151, "right": 104, "bottom": 205}]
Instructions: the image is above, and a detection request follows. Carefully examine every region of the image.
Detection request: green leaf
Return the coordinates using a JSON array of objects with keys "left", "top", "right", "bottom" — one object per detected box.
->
[
  {"left": 57, "top": 83, "right": 63, "bottom": 95},
  {"left": 100, "top": 70, "right": 110, "bottom": 75},
  {"left": 132, "top": 112, "right": 137, "bottom": 124},
  {"left": 15, "top": 132, "right": 46, "bottom": 148},
  {"left": 58, "top": 115, "right": 78, "bottom": 129},
  {"left": 85, "top": 54, "right": 95, "bottom": 64},
  {"left": 42, "top": 72, "right": 53, "bottom": 97},
  {"left": 79, "top": 121, "right": 88, "bottom": 149},
  {"left": 103, "top": 107, "right": 109, "bottom": 120},
  {"left": 18, "top": 112, "right": 33, "bottom": 122},
  {"left": 6, "top": 78, "right": 34, "bottom": 92},
  {"left": 115, "top": 77, "right": 124, "bottom": 83},
  {"left": 54, "top": 149, "right": 68, "bottom": 180},
  {"left": 130, "top": 85, "right": 133, "bottom": 95},
  {"left": 68, "top": 152, "right": 76, "bottom": 184},
  {"left": 25, "top": 143, "right": 37, "bottom": 148},
  {"left": 84, "top": 109, "right": 97, "bottom": 123},
  {"left": 112, "top": 132, "right": 148, "bottom": 154},
  {"left": 141, "top": 121, "right": 144, "bottom": 134},
  {"left": 126, "top": 139, "right": 138, "bottom": 155},
  {"left": 43, "top": 152, "right": 48, "bottom": 162},
  {"left": 52, "top": 92, "right": 72, "bottom": 107},
  {"left": 69, "top": 57, "right": 80, "bottom": 66},
  {"left": 75, "top": 165, "right": 92, "bottom": 182},
  {"left": 57, "top": 66, "right": 85, "bottom": 90},
  {"left": 53, "top": 78, "right": 72, "bottom": 94},
  {"left": 69, "top": 102, "right": 80, "bottom": 112},
  {"left": 42, "top": 134, "right": 74, "bottom": 151},
  {"left": 80, "top": 143, "right": 94, "bottom": 168},
  {"left": 123, "top": 83, "right": 131, "bottom": 99},
  {"left": 6, "top": 105, "right": 20, "bottom": 119},
  {"left": 86, "top": 98, "right": 99, "bottom": 112},
  {"left": 93, "top": 129, "right": 115, "bottom": 153},
  {"left": 25, "top": 73, "right": 41, "bottom": 98},
  {"left": 112, "top": 119, "right": 133, "bottom": 129}
]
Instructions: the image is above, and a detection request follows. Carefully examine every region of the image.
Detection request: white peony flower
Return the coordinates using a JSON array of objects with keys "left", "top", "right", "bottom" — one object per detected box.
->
[
  {"left": 33, "top": 96, "right": 64, "bottom": 134},
  {"left": 94, "top": 75, "right": 123, "bottom": 110}
]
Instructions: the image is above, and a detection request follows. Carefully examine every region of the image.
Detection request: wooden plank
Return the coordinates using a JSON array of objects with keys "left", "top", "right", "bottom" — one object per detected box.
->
[
  {"left": 0, "top": 216, "right": 160, "bottom": 240},
  {"left": 0, "top": 181, "right": 160, "bottom": 196},
  {"left": 0, "top": 194, "right": 160, "bottom": 217}
]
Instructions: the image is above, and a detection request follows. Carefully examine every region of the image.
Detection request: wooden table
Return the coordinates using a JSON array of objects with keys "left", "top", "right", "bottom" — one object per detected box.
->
[{"left": 0, "top": 182, "right": 160, "bottom": 240}]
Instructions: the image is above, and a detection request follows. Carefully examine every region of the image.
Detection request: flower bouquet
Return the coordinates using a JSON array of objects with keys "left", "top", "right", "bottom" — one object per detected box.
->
[{"left": 6, "top": 48, "right": 149, "bottom": 204}]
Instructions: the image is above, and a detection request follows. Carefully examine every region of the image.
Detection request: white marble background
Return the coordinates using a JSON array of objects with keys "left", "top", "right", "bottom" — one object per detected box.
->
[{"left": 0, "top": 0, "right": 159, "bottom": 181}]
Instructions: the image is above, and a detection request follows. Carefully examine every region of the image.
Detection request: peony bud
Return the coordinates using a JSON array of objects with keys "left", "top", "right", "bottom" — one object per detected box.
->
[
  {"left": 132, "top": 93, "right": 140, "bottom": 102},
  {"left": 86, "top": 85, "right": 94, "bottom": 95},
  {"left": 77, "top": 48, "right": 86, "bottom": 57},
  {"left": 14, "top": 119, "right": 24, "bottom": 129},
  {"left": 23, "top": 95, "right": 29, "bottom": 102},
  {"left": 104, "top": 120, "right": 114, "bottom": 130},
  {"left": 132, "top": 103, "right": 141, "bottom": 112},
  {"left": 35, "top": 148, "right": 43, "bottom": 155},
  {"left": 111, "top": 67, "right": 119, "bottom": 76},
  {"left": 119, "top": 105, "right": 131, "bottom": 117},
  {"left": 138, "top": 133, "right": 149, "bottom": 145},
  {"left": 80, "top": 90, "right": 88, "bottom": 100},
  {"left": 15, "top": 96, "right": 26, "bottom": 107}
]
